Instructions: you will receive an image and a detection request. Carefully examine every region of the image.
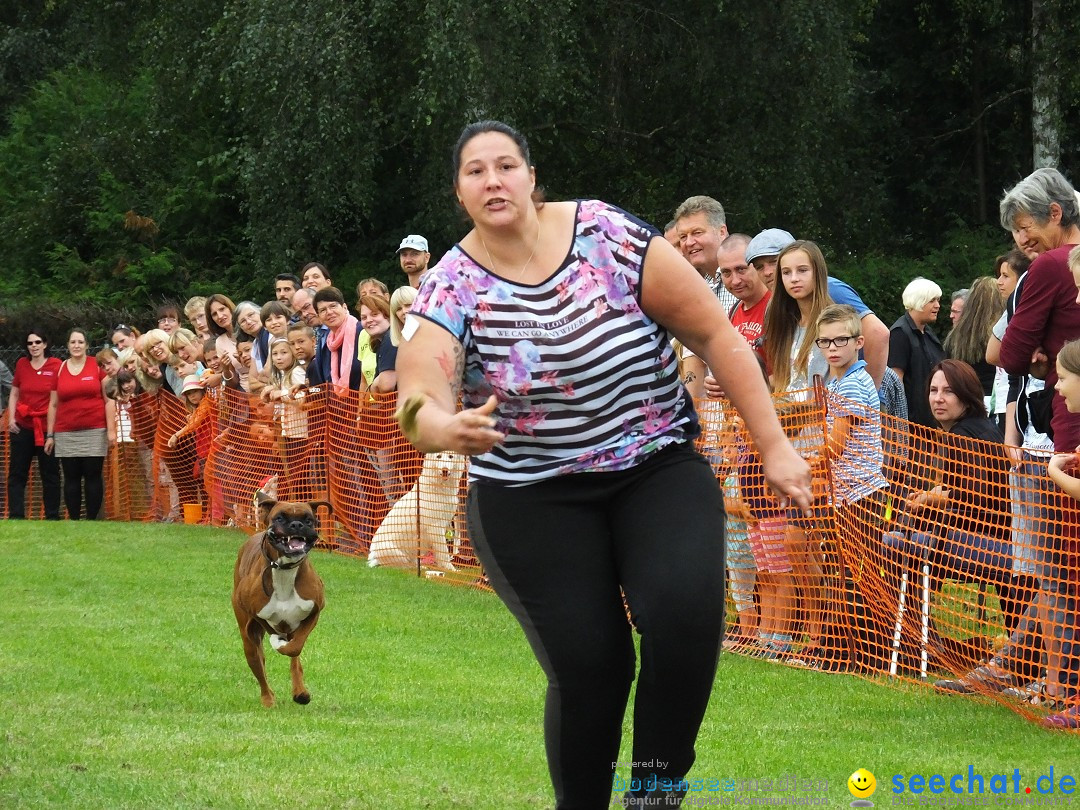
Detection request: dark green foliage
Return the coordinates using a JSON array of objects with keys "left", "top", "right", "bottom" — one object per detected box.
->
[
  {"left": 832, "top": 226, "right": 1005, "bottom": 326},
  {"left": 1, "top": 0, "right": 1078, "bottom": 328}
]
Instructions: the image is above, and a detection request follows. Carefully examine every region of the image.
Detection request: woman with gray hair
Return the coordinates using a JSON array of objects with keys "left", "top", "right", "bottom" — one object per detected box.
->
[
  {"left": 999, "top": 167, "right": 1080, "bottom": 250},
  {"left": 888, "top": 276, "right": 945, "bottom": 429}
]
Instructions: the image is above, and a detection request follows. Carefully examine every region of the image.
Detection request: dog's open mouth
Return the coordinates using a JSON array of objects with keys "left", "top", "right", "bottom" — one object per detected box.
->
[
  {"left": 268, "top": 532, "right": 315, "bottom": 556},
  {"left": 284, "top": 536, "right": 310, "bottom": 553}
]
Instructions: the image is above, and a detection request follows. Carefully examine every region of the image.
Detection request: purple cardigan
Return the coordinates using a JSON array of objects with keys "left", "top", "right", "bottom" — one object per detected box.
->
[{"left": 999, "top": 244, "right": 1080, "bottom": 453}]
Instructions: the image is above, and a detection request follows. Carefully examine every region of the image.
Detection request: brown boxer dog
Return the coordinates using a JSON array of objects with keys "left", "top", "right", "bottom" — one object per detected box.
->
[{"left": 232, "top": 491, "right": 331, "bottom": 707}]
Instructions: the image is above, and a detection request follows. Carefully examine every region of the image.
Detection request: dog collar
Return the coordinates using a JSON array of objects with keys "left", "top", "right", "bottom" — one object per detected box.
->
[{"left": 262, "top": 535, "right": 305, "bottom": 571}]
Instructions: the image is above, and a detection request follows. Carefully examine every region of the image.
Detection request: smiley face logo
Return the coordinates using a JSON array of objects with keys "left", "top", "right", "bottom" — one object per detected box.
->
[{"left": 848, "top": 768, "right": 877, "bottom": 799}]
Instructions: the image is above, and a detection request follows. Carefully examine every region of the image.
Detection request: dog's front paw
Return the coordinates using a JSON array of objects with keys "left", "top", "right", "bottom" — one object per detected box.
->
[{"left": 270, "top": 634, "right": 288, "bottom": 652}]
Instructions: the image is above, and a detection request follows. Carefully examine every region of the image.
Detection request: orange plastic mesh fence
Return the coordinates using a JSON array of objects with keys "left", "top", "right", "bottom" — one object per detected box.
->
[
  {"left": 701, "top": 382, "right": 1078, "bottom": 730},
  {"left": 2, "top": 383, "right": 1076, "bottom": 730}
]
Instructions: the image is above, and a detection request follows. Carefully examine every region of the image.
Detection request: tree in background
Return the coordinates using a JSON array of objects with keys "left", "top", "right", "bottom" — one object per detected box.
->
[{"left": 0, "top": 0, "right": 1076, "bottom": 328}]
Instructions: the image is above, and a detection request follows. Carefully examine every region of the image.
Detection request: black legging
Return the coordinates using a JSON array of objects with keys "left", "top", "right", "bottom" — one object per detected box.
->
[
  {"left": 7, "top": 428, "right": 61, "bottom": 519},
  {"left": 468, "top": 442, "right": 725, "bottom": 810},
  {"left": 60, "top": 456, "right": 104, "bottom": 520}
]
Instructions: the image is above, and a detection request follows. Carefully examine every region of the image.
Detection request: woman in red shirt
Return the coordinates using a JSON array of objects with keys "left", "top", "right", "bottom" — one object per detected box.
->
[
  {"left": 44, "top": 328, "right": 116, "bottom": 520},
  {"left": 6, "top": 329, "right": 63, "bottom": 519}
]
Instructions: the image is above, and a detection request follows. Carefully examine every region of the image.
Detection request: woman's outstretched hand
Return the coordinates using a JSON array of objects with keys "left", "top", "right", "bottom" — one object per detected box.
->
[{"left": 761, "top": 442, "right": 813, "bottom": 514}]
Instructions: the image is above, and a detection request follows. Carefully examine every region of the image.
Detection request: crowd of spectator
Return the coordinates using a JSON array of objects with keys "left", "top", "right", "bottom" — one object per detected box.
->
[
  {"left": 4, "top": 238, "right": 434, "bottom": 531},
  {"left": 664, "top": 170, "right": 1080, "bottom": 729},
  {"left": 5, "top": 168, "right": 1080, "bottom": 729}
]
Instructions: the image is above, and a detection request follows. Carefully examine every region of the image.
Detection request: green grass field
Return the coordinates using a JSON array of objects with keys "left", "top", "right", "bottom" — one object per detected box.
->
[{"left": 3, "top": 522, "right": 1077, "bottom": 809}]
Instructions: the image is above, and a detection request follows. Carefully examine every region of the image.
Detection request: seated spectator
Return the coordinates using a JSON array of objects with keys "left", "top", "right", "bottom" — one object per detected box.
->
[
  {"left": 884, "top": 360, "right": 1015, "bottom": 668},
  {"left": 937, "top": 340, "right": 1080, "bottom": 716}
]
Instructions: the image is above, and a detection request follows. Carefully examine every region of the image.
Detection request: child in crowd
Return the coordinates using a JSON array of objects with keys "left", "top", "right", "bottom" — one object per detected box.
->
[
  {"left": 287, "top": 322, "right": 328, "bottom": 499},
  {"left": 812, "top": 304, "right": 890, "bottom": 669},
  {"left": 262, "top": 337, "right": 310, "bottom": 501},
  {"left": 287, "top": 323, "right": 317, "bottom": 368},
  {"left": 732, "top": 357, "right": 799, "bottom": 659},
  {"left": 737, "top": 415, "right": 798, "bottom": 659},
  {"left": 96, "top": 347, "right": 120, "bottom": 378},
  {"left": 716, "top": 413, "right": 759, "bottom": 651},
  {"left": 110, "top": 369, "right": 151, "bottom": 518},
  {"left": 1040, "top": 337, "right": 1080, "bottom": 728},
  {"left": 156, "top": 303, "right": 181, "bottom": 336},
  {"left": 261, "top": 301, "right": 291, "bottom": 341},
  {"left": 234, "top": 333, "right": 255, "bottom": 393},
  {"left": 96, "top": 347, "right": 121, "bottom": 397},
  {"left": 814, "top": 305, "right": 889, "bottom": 507},
  {"left": 251, "top": 301, "right": 291, "bottom": 395},
  {"left": 166, "top": 376, "right": 213, "bottom": 512},
  {"left": 184, "top": 296, "right": 211, "bottom": 340},
  {"left": 168, "top": 377, "right": 210, "bottom": 444}
]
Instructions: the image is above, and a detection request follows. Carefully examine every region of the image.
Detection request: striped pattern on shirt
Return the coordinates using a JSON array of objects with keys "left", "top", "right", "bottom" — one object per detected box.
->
[{"left": 413, "top": 200, "right": 699, "bottom": 485}]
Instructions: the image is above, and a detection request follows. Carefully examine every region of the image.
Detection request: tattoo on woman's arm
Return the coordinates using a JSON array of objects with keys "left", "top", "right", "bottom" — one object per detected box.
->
[
  {"left": 684, "top": 370, "right": 698, "bottom": 386},
  {"left": 436, "top": 341, "right": 465, "bottom": 400}
]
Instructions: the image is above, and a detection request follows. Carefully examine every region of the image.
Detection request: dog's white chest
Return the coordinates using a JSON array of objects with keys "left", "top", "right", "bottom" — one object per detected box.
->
[{"left": 257, "top": 568, "right": 314, "bottom": 632}]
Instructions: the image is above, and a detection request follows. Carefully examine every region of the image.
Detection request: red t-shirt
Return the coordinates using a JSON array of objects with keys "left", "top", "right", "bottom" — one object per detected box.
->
[
  {"left": 12, "top": 356, "right": 62, "bottom": 429},
  {"left": 729, "top": 290, "right": 771, "bottom": 363},
  {"left": 52, "top": 358, "right": 107, "bottom": 433}
]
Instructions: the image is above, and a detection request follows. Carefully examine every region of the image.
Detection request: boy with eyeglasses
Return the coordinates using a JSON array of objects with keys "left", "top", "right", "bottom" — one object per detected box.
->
[
  {"left": 810, "top": 304, "right": 891, "bottom": 670},
  {"left": 813, "top": 305, "right": 887, "bottom": 500}
]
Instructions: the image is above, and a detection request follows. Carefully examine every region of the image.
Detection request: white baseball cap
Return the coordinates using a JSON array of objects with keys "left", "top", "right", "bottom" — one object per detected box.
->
[{"left": 397, "top": 234, "right": 429, "bottom": 253}]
